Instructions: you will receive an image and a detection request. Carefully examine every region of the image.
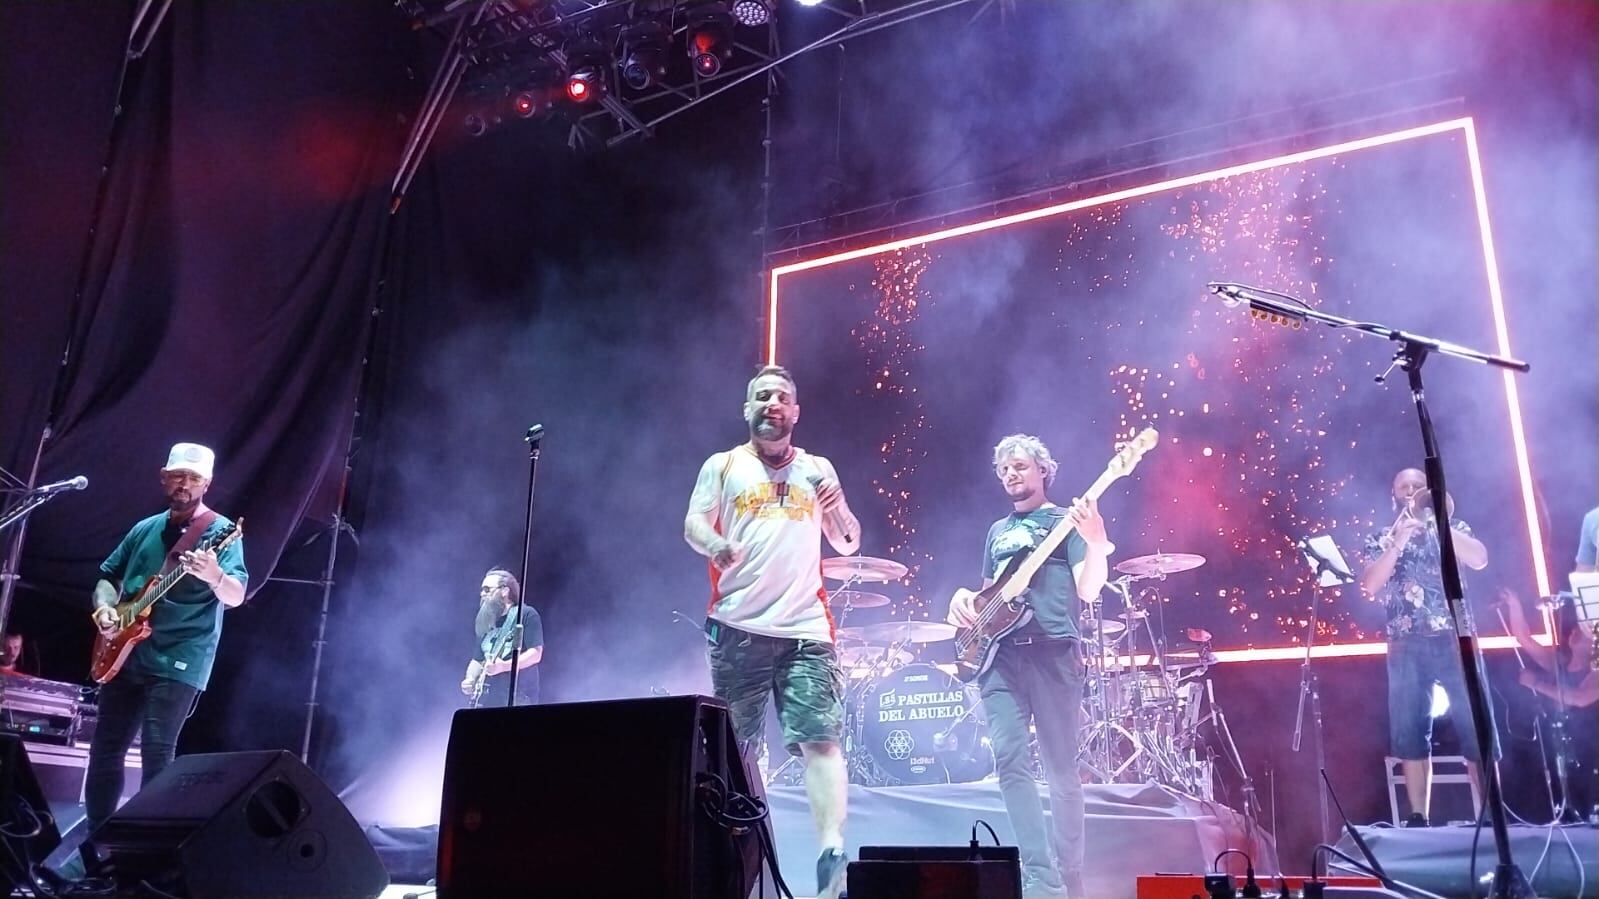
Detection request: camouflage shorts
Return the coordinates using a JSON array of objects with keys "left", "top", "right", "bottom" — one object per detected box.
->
[{"left": 705, "top": 620, "right": 845, "bottom": 757}]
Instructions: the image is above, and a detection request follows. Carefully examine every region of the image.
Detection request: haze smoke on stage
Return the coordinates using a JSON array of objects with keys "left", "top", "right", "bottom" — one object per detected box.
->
[{"left": 318, "top": 138, "right": 760, "bottom": 823}]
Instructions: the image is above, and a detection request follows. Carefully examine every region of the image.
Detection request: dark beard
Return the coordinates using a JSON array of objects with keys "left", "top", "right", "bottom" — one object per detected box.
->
[
  {"left": 167, "top": 494, "right": 200, "bottom": 516},
  {"left": 474, "top": 600, "right": 504, "bottom": 638},
  {"left": 749, "top": 417, "right": 791, "bottom": 444}
]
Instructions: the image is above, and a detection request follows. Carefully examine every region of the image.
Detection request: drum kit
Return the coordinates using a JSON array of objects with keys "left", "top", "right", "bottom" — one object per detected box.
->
[
  {"left": 1080, "top": 551, "right": 1218, "bottom": 799},
  {"left": 801, "top": 549, "right": 1222, "bottom": 798}
]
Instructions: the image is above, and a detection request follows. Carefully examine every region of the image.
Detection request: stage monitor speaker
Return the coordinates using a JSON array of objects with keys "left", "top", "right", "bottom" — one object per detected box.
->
[
  {"left": 84, "top": 749, "right": 388, "bottom": 899},
  {"left": 1, "top": 734, "right": 63, "bottom": 895},
  {"left": 438, "top": 694, "right": 763, "bottom": 899},
  {"left": 848, "top": 845, "right": 1022, "bottom": 899}
]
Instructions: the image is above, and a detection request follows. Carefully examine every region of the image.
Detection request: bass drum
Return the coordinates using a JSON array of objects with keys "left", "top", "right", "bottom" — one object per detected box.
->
[{"left": 854, "top": 663, "right": 993, "bottom": 785}]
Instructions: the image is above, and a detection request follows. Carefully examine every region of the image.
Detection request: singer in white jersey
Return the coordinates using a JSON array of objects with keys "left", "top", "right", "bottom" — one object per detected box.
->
[{"left": 684, "top": 364, "right": 860, "bottom": 899}]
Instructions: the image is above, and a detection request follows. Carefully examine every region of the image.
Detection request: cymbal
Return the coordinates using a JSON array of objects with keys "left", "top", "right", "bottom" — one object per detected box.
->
[
  {"left": 1079, "top": 618, "right": 1127, "bottom": 638},
  {"left": 1115, "top": 552, "right": 1206, "bottom": 578},
  {"left": 838, "top": 620, "right": 956, "bottom": 645},
  {"left": 829, "top": 590, "right": 890, "bottom": 610},
  {"left": 837, "top": 644, "right": 913, "bottom": 671},
  {"left": 822, "top": 556, "right": 909, "bottom": 583},
  {"left": 1183, "top": 627, "right": 1213, "bottom": 644}
]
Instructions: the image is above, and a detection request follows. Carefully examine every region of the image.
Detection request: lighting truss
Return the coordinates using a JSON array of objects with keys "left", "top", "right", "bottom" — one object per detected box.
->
[{"left": 390, "top": 0, "right": 986, "bottom": 210}]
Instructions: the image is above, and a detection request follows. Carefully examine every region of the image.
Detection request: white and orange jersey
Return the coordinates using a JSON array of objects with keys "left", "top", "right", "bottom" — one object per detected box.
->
[{"left": 701, "top": 445, "right": 835, "bottom": 642}]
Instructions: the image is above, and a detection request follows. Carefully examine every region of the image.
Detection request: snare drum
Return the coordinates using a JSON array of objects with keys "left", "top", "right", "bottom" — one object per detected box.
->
[
  {"left": 1109, "top": 669, "right": 1176, "bottom": 716},
  {"left": 852, "top": 663, "right": 992, "bottom": 785}
]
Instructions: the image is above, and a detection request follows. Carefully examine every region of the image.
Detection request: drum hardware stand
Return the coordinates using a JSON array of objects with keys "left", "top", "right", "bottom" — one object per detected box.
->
[
  {"left": 1087, "top": 578, "right": 1132, "bottom": 781},
  {"left": 766, "top": 752, "right": 803, "bottom": 786},
  {"left": 1210, "top": 281, "right": 1534, "bottom": 899},
  {"left": 1501, "top": 594, "right": 1582, "bottom": 823},
  {"left": 1292, "top": 533, "right": 1354, "bottom": 845},
  {"left": 1207, "top": 678, "right": 1263, "bottom": 851}
]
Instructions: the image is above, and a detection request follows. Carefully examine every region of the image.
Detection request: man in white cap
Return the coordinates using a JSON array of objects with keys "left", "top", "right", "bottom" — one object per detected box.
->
[{"left": 85, "top": 443, "right": 247, "bottom": 833}]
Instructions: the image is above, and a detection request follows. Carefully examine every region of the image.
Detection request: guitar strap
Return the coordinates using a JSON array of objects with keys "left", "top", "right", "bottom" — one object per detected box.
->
[{"left": 158, "top": 508, "right": 220, "bottom": 578}]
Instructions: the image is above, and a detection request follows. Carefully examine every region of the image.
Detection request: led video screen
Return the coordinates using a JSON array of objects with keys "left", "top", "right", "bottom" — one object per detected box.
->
[{"left": 770, "top": 119, "right": 1543, "bottom": 658}]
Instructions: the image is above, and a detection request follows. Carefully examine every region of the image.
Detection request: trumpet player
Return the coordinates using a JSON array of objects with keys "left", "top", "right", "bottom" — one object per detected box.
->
[{"left": 1359, "top": 467, "right": 1490, "bottom": 827}]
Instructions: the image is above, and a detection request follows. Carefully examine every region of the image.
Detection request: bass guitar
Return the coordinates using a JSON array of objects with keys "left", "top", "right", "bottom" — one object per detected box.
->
[
  {"left": 953, "top": 429, "right": 1157, "bottom": 683},
  {"left": 89, "top": 519, "right": 242, "bottom": 684}
]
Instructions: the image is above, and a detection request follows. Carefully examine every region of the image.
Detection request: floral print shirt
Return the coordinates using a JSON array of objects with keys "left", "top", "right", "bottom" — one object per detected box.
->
[{"left": 1363, "top": 519, "right": 1473, "bottom": 640}]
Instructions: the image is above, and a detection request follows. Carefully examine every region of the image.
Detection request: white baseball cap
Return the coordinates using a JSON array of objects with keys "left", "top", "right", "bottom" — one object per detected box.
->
[{"left": 163, "top": 443, "right": 215, "bottom": 480}]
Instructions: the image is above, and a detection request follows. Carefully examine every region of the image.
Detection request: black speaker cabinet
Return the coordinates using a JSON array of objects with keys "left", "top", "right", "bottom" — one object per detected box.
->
[
  {"left": 438, "top": 694, "right": 763, "bottom": 899},
  {"left": 84, "top": 749, "right": 388, "bottom": 899},
  {"left": 1, "top": 735, "right": 63, "bottom": 895}
]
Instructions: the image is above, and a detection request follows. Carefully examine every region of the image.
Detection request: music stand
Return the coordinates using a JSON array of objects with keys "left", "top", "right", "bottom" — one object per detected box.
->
[
  {"left": 1293, "top": 533, "right": 1354, "bottom": 847},
  {"left": 1569, "top": 572, "right": 1599, "bottom": 622}
]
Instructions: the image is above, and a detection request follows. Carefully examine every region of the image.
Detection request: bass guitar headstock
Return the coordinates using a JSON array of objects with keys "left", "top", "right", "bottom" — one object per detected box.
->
[{"left": 1108, "top": 428, "right": 1158, "bottom": 480}]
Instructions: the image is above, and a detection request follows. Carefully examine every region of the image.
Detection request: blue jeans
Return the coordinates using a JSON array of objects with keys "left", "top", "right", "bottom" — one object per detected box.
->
[
  {"left": 978, "top": 638, "right": 1085, "bottom": 892},
  {"left": 85, "top": 670, "right": 200, "bottom": 832}
]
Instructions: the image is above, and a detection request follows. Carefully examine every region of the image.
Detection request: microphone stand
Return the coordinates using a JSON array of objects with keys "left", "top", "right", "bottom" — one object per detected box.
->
[
  {"left": 1209, "top": 283, "right": 1533, "bottom": 899},
  {"left": 0, "top": 487, "right": 78, "bottom": 640},
  {"left": 505, "top": 424, "right": 544, "bottom": 708},
  {"left": 1536, "top": 596, "right": 1577, "bottom": 821},
  {"left": 1292, "top": 536, "right": 1353, "bottom": 846}
]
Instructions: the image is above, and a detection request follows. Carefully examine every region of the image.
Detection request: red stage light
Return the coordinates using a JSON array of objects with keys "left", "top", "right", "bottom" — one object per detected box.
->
[{"left": 566, "top": 79, "right": 589, "bottom": 102}]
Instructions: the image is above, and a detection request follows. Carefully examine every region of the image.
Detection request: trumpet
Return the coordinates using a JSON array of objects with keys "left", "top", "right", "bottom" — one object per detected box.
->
[{"left": 1401, "top": 487, "right": 1454, "bottom": 523}]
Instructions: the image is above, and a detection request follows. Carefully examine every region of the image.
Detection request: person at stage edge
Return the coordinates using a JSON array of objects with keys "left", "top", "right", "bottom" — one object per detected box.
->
[
  {"left": 0, "top": 631, "right": 30, "bottom": 675},
  {"left": 460, "top": 567, "right": 543, "bottom": 706},
  {"left": 87, "top": 443, "right": 247, "bottom": 833},
  {"left": 684, "top": 364, "right": 861, "bottom": 899},
  {"left": 1358, "top": 467, "right": 1490, "bottom": 828},
  {"left": 946, "top": 434, "right": 1112, "bottom": 899},
  {"left": 1576, "top": 504, "right": 1598, "bottom": 574}
]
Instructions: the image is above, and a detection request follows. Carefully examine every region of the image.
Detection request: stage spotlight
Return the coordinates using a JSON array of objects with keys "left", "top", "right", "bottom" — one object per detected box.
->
[
  {"left": 464, "top": 113, "right": 488, "bottom": 136},
  {"left": 795, "top": 0, "right": 824, "bottom": 5},
  {"left": 686, "top": 3, "right": 735, "bottom": 78},
  {"left": 510, "top": 91, "right": 541, "bottom": 118},
  {"left": 564, "top": 38, "right": 608, "bottom": 103},
  {"left": 730, "top": 0, "right": 774, "bottom": 26},
  {"left": 510, "top": 61, "right": 561, "bottom": 118},
  {"left": 619, "top": 21, "right": 669, "bottom": 91}
]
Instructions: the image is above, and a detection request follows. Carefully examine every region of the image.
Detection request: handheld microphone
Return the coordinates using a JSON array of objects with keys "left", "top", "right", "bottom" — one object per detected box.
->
[
  {"left": 806, "top": 475, "right": 854, "bottom": 545},
  {"left": 32, "top": 476, "right": 88, "bottom": 495}
]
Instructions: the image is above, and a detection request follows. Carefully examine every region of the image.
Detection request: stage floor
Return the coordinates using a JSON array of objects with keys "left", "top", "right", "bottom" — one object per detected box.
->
[
  {"left": 1334, "top": 821, "right": 1598, "bottom": 899},
  {"left": 371, "top": 779, "right": 1273, "bottom": 899}
]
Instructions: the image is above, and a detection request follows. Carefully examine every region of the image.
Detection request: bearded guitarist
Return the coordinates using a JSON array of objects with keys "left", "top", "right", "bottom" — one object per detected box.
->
[
  {"left": 460, "top": 568, "right": 542, "bottom": 707},
  {"left": 946, "top": 434, "right": 1113, "bottom": 899},
  {"left": 86, "top": 443, "right": 247, "bottom": 833}
]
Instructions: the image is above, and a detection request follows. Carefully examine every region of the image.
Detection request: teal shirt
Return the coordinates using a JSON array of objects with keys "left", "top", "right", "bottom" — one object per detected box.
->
[
  {"left": 983, "top": 505, "right": 1087, "bottom": 639},
  {"left": 99, "top": 511, "right": 247, "bottom": 690}
]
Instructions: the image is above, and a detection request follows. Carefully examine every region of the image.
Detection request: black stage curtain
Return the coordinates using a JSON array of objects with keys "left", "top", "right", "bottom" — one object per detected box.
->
[{"left": 0, "top": 1, "right": 406, "bottom": 612}]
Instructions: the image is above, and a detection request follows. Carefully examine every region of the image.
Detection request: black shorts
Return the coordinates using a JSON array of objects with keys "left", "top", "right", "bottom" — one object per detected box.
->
[{"left": 705, "top": 620, "right": 845, "bottom": 757}]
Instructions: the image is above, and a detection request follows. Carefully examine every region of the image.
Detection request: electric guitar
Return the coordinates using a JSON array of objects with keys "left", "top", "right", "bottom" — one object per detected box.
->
[
  {"left": 89, "top": 519, "right": 242, "bottom": 684},
  {"left": 952, "top": 429, "right": 1157, "bottom": 683}
]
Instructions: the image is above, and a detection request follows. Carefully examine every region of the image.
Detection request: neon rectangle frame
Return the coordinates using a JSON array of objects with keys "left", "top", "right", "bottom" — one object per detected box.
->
[{"left": 767, "top": 117, "right": 1550, "bottom": 661}]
